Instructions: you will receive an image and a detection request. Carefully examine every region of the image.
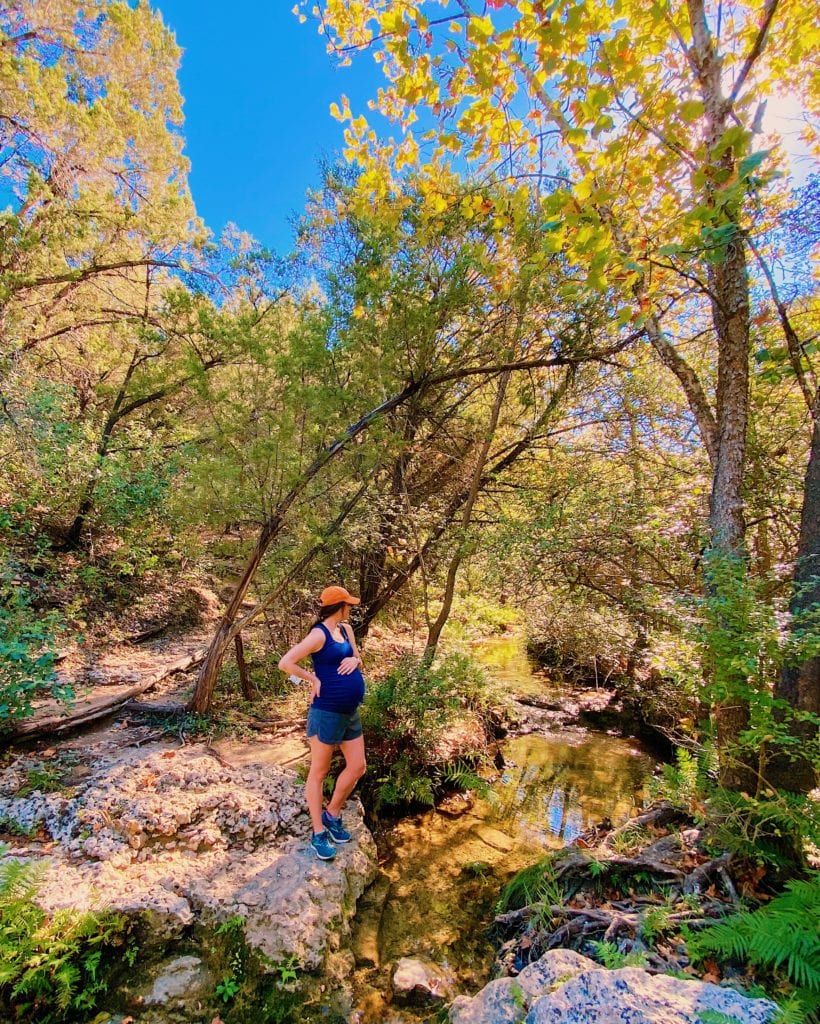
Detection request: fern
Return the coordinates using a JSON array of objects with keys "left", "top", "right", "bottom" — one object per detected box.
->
[
  {"left": 649, "top": 745, "right": 717, "bottom": 814},
  {"left": 438, "top": 760, "right": 490, "bottom": 796},
  {"left": 641, "top": 905, "right": 674, "bottom": 943},
  {"left": 589, "top": 940, "right": 649, "bottom": 969},
  {"left": 0, "top": 856, "right": 133, "bottom": 1022},
  {"left": 772, "top": 990, "right": 820, "bottom": 1024},
  {"left": 688, "top": 874, "right": 820, "bottom": 1020}
]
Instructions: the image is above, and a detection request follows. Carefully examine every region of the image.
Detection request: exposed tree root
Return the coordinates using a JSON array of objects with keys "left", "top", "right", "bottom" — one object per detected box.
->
[
  {"left": 492, "top": 803, "right": 745, "bottom": 976},
  {"left": 601, "top": 800, "right": 679, "bottom": 848}
]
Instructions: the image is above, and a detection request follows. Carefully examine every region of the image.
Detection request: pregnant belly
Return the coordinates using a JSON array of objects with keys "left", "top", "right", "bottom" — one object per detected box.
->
[{"left": 316, "top": 671, "right": 365, "bottom": 710}]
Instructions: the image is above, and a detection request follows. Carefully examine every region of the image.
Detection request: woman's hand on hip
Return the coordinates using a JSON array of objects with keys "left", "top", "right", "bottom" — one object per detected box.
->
[
  {"left": 309, "top": 675, "right": 321, "bottom": 701},
  {"left": 337, "top": 656, "right": 360, "bottom": 676}
]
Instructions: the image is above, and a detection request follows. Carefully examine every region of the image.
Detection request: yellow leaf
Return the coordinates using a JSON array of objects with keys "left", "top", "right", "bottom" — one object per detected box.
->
[{"left": 468, "top": 15, "right": 494, "bottom": 43}]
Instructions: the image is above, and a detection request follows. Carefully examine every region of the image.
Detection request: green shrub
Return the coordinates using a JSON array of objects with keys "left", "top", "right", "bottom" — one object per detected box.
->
[
  {"left": 0, "top": 854, "right": 135, "bottom": 1022},
  {"left": 361, "top": 653, "right": 501, "bottom": 811},
  {"left": 652, "top": 746, "right": 820, "bottom": 870},
  {"left": 697, "top": 553, "right": 820, "bottom": 790},
  {"left": 361, "top": 654, "right": 460, "bottom": 743},
  {"left": 0, "top": 562, "right": 71, "bottom": 727}
]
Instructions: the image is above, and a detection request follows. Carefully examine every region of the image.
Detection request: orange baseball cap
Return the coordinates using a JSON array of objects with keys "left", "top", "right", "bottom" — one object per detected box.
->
[{"left": 318, "top": 585, "right": 361, "bottom": 607}]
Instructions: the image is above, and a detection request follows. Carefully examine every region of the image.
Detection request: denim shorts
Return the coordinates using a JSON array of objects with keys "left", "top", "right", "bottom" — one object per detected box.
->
[{"left": 306, "top": 706, "right": 363, "bottom": 745}]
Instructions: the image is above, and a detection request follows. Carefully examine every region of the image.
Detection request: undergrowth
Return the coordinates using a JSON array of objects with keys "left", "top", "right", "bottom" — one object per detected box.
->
[
  {"left": 652, "top": 747, "right": 820, "bottom": 873},
  {"left": 360, "top": 652, "right": 502, "bottom": 812},
  {"left": 0, "top": 853, "right": 137, "bottom": 1022},
  {"left": 687, "top": 874, "right": 820, "bottom": 1024}
]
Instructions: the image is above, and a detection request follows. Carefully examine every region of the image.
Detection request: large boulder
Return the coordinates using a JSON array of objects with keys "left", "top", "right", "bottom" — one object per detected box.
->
[
  {"left": 0, "top": 744, "right": 378, "bottom": 970},
  {"left": 450, "top": 950, "right": 778, "bottom": 1024},
  {"left": 449, "top": 950, "right": 594, "bottom": 1024}
]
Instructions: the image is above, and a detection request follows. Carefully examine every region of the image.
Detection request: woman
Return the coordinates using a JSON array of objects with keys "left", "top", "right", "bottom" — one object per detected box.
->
[{"left": 278, "top": 585, "right": 367, "bottom": 861}]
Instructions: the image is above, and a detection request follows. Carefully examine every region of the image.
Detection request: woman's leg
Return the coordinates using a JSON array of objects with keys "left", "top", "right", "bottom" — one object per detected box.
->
[
  {"left": 326, "top": 736, "right": 367, "bottom": 817},
  {"left": 306, "top": 736, "right": 335, "bottom": 833}
]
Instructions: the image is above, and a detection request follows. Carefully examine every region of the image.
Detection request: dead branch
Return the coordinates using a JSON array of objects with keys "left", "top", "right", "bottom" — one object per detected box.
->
[{"left": 601, "top": 801, "right": 678, "bottom": 849}]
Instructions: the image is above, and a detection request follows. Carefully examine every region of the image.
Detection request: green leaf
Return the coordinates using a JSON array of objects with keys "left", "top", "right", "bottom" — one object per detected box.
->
[
  {"left": 738, "top": 149, "right": 771, "bottom": 178},
  {"left": 679, "top": 99, "right": 705, "bottom": 122}
]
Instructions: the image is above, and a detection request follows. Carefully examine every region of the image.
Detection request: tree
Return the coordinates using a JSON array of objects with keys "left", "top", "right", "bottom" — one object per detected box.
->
[
  {"left": 0, "top": 1, "right": 199, "bottom": 350},
  {"left": 309, "top": 0, "right": 818, "bottom": 787}
]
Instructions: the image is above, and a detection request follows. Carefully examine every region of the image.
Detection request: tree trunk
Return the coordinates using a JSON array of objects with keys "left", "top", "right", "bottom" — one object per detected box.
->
[
  {"left": 358, "top": 410, "right": 419, "bottom": 621},
  {"left": 687, "top": 0, "right": 754, "bottom": 789},
  {"left": 707, "top": 238, "right": 750, "bottom": 556},
  {"left": 424, "top": 372, "right": 509, "bottom": 657},
  {"left": 768, "top": 388, "right": 820, "bottom": 792},
  {"left": 707, "top": 230, "right": 755, "bottom": 791},
  {"left": 189, "top": 519, "right": 279, "bottom": 713}
]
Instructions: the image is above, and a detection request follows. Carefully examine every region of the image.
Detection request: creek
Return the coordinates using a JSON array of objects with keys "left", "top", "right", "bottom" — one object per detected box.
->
[{"left": 347, "top": 636, "right": 659, "bottom": 1023}]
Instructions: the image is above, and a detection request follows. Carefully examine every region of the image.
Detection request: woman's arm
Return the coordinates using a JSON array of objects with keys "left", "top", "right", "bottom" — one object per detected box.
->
[
  {"left": 278, "top": 628, "right": 325, "bottom": 697},
  {"left": 338, "top": 622, "right": 363, "bottom": 675}
]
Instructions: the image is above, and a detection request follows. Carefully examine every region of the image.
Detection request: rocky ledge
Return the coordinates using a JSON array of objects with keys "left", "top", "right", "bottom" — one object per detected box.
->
[
  {"left": 0, "top": 743, "right": 377, "bottom": 970},
  {"left": 449, "top": 948, "right": 777, "bottom": 1024}
]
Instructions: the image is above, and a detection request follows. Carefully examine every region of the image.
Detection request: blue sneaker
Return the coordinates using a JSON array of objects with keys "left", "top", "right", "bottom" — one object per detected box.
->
[
  {"left": 322, "top": 809, "right": 351, "bottom": 843},
  {"left": 310, "top": 830, "right": 337, "bottom": 860}
]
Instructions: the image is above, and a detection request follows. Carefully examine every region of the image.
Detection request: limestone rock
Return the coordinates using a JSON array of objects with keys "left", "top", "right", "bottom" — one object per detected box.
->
[
  {"left": 141, "top": 955, "right": 211, "bottom": 1006},
  {"left": 516, "top": 950, "right": 597, "bottom": 999},
  {"left": 527, "top": 965, "right": 778, "bottom": 1023},
  {"left": 472, "top": 824, "right": 514, "bottom": 852},
  {"left": 0, "top": 744, "right": 377, "bottom": 971},
  {"left": 448, "top": 950, "right": 597, "bottom": 1024},
  {"left": 449, "top": 951, "right": 778, "bottom": 1024},
  {"left": 449, "top": 978, "right": 529, "bottom": 1024},
  {"left": 352, "top": 873, "right": 391, "bottom": 968},
  {"left": 392, "top": 957, "right": 457, "bottom": 1005},
  {"left": 436, "top": 791, "right": 475, "bottom": 818}
]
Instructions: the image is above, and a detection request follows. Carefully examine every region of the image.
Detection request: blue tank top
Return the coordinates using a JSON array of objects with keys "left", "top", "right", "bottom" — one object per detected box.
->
[{"left": 310, "top": 622, "right": 365, "bottom": 714}]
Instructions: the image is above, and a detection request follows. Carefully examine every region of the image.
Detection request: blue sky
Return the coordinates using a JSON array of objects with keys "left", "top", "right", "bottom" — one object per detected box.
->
[{"left": 157, "top": 2, "right": 384, "bottom": 254}]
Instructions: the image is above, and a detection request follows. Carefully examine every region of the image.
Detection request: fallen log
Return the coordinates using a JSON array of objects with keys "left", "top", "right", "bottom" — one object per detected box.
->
[
  {"left": 122, "top": 701, "right": 189, "bottom": 715},
  {"left": 7, "top": 647, "right": 208, "bottom": 740}
]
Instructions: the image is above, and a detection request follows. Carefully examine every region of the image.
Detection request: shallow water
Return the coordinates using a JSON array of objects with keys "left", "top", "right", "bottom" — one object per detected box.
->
[{"left": 347, "top": 638, "right": 657, "bottom": 1022}]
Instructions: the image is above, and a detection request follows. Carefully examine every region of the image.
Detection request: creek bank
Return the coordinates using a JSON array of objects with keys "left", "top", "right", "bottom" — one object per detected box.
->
[
  {"left": 524, "top": 640, "right": 685, "bottom": 757},
  {"left": 464, "top": 798, "right": 786, "bottom": 1024}
]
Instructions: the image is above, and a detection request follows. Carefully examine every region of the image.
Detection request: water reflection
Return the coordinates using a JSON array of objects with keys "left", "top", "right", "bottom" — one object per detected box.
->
[
  {"left": 488, "top": 733, "right": 654, "bottom": 848},
  {"left": 472, "top": 635, "right": 556, "bottom": 698}
]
